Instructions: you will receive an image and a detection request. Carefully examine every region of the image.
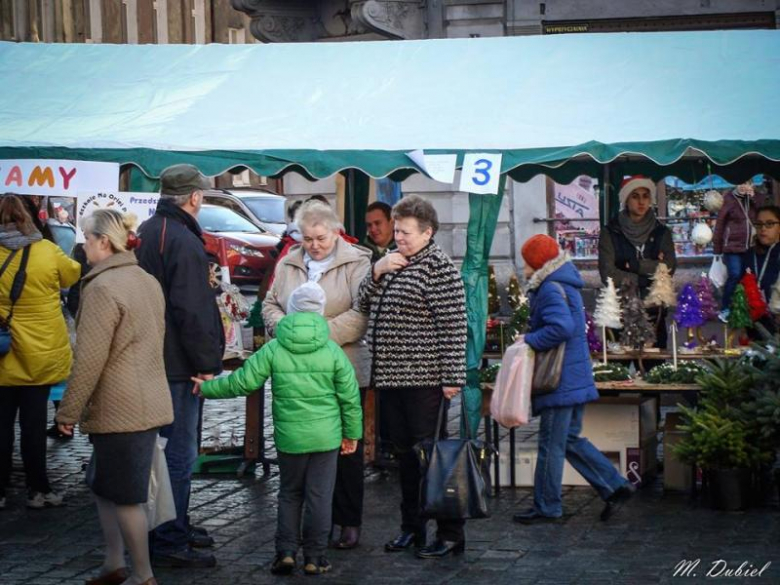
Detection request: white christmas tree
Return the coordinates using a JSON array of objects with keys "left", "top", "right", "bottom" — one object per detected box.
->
[
  {"left": 594, "top": 277, "right": 623, "bottom": 329},
  {"left": 770, "top": 278, "right": 780, "bottom": 314},
  {"left": 644, "top": 263, "right": 676, "bottom": 309}
]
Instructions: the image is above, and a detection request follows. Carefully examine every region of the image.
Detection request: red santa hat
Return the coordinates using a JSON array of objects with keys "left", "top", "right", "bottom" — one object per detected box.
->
[{"left": 618, "top": 176, "right": 656, "bottom": 209}]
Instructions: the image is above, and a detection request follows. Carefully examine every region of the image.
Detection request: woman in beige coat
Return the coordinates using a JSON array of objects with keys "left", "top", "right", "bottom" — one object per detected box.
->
[
  {"left": 263, "top": 200, "right": 370, "bottom": 549},
  {"left": 57, "top": 210, "right": 173, "bottom": 585}
]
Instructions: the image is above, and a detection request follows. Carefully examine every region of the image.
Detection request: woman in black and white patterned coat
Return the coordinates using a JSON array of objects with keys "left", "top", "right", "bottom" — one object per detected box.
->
[{"left": 358, "top": 195, "right": 467, "bottom": 559}]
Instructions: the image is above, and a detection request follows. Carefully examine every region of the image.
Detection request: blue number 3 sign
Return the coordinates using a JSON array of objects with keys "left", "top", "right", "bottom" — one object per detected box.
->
[{"left": 472, "top": 158, "right": 492, "bottom": 186}]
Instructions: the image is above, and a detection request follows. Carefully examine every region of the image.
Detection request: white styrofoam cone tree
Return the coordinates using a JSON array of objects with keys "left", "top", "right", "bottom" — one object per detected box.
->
[
  {"left": 594, "top": 277, "right": 622, "bottom": 329},
  {"left": 644, "top": 263, "right": 676, "bottom": 309},
  {"left": 770, "top": 278, "right": 780, "bottom": 314}
]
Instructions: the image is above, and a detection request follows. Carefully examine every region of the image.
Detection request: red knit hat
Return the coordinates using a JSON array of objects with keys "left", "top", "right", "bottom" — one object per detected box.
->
[{"left": 521, "top": 234, "right": 560, "bottom": 270}]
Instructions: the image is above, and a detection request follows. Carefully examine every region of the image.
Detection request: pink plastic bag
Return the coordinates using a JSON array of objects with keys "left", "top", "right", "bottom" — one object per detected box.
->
[{"left": 490, "top": 338, "right": 533, "bottom": 428}]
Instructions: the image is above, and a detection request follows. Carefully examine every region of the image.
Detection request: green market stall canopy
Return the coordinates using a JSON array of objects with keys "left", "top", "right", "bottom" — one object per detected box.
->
[{"left": 1, "top": 29, "right": 779, "bottom": 183}]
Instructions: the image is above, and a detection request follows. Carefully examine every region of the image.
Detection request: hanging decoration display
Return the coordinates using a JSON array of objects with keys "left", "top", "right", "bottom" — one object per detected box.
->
[
  {"left": 703, "top": 189, "right": 724, "bottom": 212},
  {"left": 691, "top": 222, "right": 713, "bottom": 247}
]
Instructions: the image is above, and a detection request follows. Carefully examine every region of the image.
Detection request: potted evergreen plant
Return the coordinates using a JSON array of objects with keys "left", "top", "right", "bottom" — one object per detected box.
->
[{"left": 673, "top": 360, "right": 771, "bottom": 510}]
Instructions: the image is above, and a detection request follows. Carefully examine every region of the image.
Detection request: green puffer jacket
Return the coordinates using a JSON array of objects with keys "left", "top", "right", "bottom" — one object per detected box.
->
[{"left": 201, "top": 312, "right": 362, "bottom": 454}]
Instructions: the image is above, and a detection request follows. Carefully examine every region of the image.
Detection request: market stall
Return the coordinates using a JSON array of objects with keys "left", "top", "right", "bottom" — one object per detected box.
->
[{"left": 2, "top": 30, "right": 780, "bottom": 471}]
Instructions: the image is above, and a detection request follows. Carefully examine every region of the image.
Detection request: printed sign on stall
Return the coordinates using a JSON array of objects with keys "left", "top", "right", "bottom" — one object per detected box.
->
[
  {"left": 0, "top": 159, "right": 119, "bottom": 196},
  {"left": 76, "top": 191, "right": 160, "bottom": 242},
  {"left": 458, "top": 153, "right": 503, "bottom": 195}
]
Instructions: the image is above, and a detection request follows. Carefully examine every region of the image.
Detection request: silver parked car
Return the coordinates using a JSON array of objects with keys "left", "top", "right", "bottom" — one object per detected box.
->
[{"left": 203, "top": 189, "right": 287, "bottom": 236}]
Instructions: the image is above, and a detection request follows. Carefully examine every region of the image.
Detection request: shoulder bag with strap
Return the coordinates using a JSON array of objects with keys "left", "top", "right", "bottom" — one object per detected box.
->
[
  {"left": 413, "top": 399, "right": 493, "bottom": 520},
  {"left": 0, "top": 246, "right": 32, "bottom": 356},
  {"left": 531, "top": 281, "right": 569, "bottom": 396}
]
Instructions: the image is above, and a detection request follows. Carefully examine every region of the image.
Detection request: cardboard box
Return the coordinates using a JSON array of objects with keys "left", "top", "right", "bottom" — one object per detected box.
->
[
  {"left": 489, "top": 396, "right": 658, "bottom": 487},
  {"left": 663, "top": 412, "right": 693, "bottom": 492},
  {"left": 579, "top": 395, "right": 658, "bottom": 450}
]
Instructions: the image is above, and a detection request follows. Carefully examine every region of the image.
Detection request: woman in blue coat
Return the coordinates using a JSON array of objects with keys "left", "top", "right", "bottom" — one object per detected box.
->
[{"left": 513, "top": 235, "right": 635, "bottom": 524}]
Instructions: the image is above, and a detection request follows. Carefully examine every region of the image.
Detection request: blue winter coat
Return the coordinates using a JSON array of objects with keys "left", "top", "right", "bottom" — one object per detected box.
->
[{"left": 525, "top": 258, "right": 598, "bottom": 414}]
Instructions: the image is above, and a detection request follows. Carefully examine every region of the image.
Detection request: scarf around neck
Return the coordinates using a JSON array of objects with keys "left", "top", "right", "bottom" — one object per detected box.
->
[
  {"left": 0, "top": 224, "right": 43, "bottom": 250},
  {"left": 304, "top": 251, "right": 336, "bottom": 283},
  {"left": 617, "top": 209, "right": 657, "bottom": 249}
]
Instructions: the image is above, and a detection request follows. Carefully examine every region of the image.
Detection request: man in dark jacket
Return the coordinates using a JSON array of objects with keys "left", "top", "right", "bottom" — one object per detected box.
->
[
  {"left": 136, "top": 164, "right": 224, "bottom": 569},
  {"left": 362, "top": 201, "right": 395, "bottom": 263}
]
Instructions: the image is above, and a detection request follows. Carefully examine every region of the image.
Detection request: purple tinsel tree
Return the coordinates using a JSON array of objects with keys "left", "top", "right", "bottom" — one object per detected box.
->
[
  {"left": 585, "top": 312, "right": 603, "bottom": 353},
  {"left": 695, "top": 274, "right": 719, "bottom": 322},
  {"left": 674, "top": 283, "right": 705, "bottom": 328}
]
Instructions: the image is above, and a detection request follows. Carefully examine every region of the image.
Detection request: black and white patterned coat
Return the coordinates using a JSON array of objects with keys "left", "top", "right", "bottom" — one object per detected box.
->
[{"left": 358, "top": 242, "right": 467, "bottom": 391}]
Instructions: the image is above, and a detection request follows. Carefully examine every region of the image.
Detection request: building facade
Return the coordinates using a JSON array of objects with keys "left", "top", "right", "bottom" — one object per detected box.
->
[{"left": 0, "top": 0, "right": 257, "bottom": 44}]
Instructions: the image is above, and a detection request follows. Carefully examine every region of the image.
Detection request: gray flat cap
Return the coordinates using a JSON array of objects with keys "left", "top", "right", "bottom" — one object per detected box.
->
[{"left": 160, "top": 164, "right": 210, "bottom": 197}]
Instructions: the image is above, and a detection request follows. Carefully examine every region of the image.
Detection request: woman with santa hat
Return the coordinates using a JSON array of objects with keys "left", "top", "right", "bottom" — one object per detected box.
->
[{"left": 598, "top": 176, "right": 677, "bottom": 347}]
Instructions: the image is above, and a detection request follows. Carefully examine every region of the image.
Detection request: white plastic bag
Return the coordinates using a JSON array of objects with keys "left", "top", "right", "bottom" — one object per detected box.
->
[
  {"left": 709, "top": 255, "right": 728, "bottom": 289},
  {"left": 490, "top": 338, "right": 533, "bottom": 428},
  {"left": 144, "top": 436, "right": 176, "bottom": 530}
]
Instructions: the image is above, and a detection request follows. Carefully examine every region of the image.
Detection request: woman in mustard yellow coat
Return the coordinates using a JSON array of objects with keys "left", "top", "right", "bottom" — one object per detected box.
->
[{"left": 0, "top": 194, "right": 80, "bottom": 510}]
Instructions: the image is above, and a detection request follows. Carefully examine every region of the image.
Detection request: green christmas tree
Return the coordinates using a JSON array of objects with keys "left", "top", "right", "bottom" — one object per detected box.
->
[
  {"left": 507, "top": 274, "right": 524, "bottom": 310},
  {"left": 487, "top": 265, "right": 500, "bottom": 314},
  {"left": 247, "top": 299, "right": 264, "bottom": 329},
  {"left": 727, "top": 284, "right": 753, "bottom": 330}
]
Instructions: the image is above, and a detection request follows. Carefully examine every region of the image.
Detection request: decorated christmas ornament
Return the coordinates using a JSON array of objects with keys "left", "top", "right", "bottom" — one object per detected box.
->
[
  {"left": 507, "top": 274, "right": 526, "bottom": 310},
  {"left": 727, "top": 284, "right": 753, "bottom": 330},
  {"left": 691, "top": 222, "right": 713, "bottom": 247},
  {"left": 740, "top": 270, "right": 768, "bottom": 321},
  {"left": 674, "top": 284, "right": 705, "bottom": 328},
  {"left": 594, "top": 277, "right": 622, "bottom": 329},
  {"left": 703, "top": 189, "right": 724, "bottom": 212},
  {"left": 217, "top": 282, "right": 250, "bottom": 322},
  {"left": 695, "top": 274, "right": 719, "bottom": 322},
  {"left": 488, "top": 265, "right": 500, "bottom": 314},
  {"left": 620, "top": 291, "right": 656, "bottom": 350},
  {"left": 585, "top": 312, "right": 603, "bottom": 353},
  {"left": 645, "top": 263, "right": 676, "bottom": 309},
  {"left": 247, "top": 299, "right": 264, "bottom": 328}
]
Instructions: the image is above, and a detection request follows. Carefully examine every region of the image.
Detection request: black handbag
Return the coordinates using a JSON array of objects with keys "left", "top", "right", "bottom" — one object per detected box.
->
[
  {"left": 531, "top": 282, "right": 568, "bottom": 396},
  {"left": 0, "top": 247, "right": 30, "bottom": 356},
  {"left": 413, "top": 399, "right": 493, "bottom": 520}
]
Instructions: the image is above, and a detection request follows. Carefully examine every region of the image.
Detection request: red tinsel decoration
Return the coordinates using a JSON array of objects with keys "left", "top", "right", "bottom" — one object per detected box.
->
[{"left": 740, "top": 271, "right": 768, "bottom": 321}]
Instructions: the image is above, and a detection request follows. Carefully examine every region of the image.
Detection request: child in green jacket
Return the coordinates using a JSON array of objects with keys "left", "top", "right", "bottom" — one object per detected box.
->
[{"left": 192, "top": 282, "right": 362, "bottom": 576}]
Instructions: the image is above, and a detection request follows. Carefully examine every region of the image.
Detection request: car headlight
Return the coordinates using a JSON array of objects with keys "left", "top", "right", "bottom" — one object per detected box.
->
[{"left": 228, "top": 243, "right": 264, "bottom": 258}]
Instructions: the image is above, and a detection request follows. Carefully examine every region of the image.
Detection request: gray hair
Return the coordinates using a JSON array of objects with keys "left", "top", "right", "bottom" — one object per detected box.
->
[
  {"left": 161, "top": 192, "right": 194, "bottom": 208},
  {"left": 296, "top": 200, "right": 342, "bottom": 233}
]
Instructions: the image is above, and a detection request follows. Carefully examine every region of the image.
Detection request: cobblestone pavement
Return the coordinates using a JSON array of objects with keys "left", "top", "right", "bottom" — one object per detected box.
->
[{"left": 1, "top": 396, "right": 778, "bottom": 585}]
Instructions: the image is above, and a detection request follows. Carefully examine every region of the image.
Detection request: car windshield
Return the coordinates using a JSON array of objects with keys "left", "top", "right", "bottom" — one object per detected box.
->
[
  {"left": 198, "top": 206, "right": 260, "bottom": 233},
  {"left": 242, "top": 197, "right": 286, "bottom": 224}
]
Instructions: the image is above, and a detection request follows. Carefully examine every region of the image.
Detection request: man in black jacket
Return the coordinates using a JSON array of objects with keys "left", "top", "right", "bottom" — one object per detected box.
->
[{"left": 136, "top": 164, "right": 224, "bottom": 569}]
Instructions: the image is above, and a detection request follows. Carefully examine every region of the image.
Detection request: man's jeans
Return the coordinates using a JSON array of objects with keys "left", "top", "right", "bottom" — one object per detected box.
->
[
  {"left": 152, "top": 380, "right": 200, "bottom": 555},
  {"left": 721, "top": 253, "right": 744, "bottom": 311},
  {"left": 534, "top": 404, "right": 629, "bottom": 517}
]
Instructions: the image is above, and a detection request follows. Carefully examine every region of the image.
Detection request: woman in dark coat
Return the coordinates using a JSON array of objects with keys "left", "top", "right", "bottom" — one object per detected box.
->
[
  {"left": 358, "top": 195, "right": 467, "bottom": 559},
  {"left": 713, "top": 181, "right": 763, "bottom": 320},
  {"left": 513, "top": 235, "right": 634, "bottom": 524}
]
